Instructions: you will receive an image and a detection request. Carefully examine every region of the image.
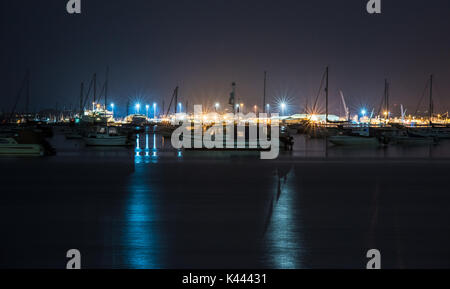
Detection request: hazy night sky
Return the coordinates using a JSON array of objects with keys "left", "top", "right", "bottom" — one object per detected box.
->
[{"left": 1, "top": 0, "right": 450, "bottom": 116}]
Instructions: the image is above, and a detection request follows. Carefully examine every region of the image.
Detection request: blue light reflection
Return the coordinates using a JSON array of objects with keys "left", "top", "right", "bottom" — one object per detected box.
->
[
  {"left": 124, "top": 151, "right": 162, "bottom": 268},
  {"left": 265, "top": 168, "right": 304, "bottom": 268}
]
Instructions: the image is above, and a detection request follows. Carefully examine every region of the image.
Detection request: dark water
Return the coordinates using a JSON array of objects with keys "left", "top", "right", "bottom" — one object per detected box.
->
[{"left": 1, "top": 132, "right": 450, "bottom": 268}]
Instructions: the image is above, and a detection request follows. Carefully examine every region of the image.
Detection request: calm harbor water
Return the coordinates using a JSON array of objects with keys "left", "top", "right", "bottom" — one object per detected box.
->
[{"left": 1, "top": 132, "right": 450, "bottom": 268}]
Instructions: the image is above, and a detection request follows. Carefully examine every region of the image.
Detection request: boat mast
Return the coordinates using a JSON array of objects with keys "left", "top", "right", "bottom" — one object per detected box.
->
[
  {"left": 174, "top": 86, "right": 178, "bottom": 114},
  {"left": 231, "top": 82, "right": 237, "bottom": 113},
  {"left": 325, "top": 66, "right": 329, "bottom": 123},
  {"left": 384, "top": 79, "right": 389, "bottom": 121},
  {"left": 263, "top": 71, "right": 267, "bottom": 113},
  {"left": 25, "top": 69, "right": 30, "bottom": 118},
  {"left": 93, "top": 73, "right": 97, "bottom": 106},
  {"left": 105, "top": 67, "right": 109, "bottom": 111},
  {"left": 430, "top": 74, "right": 433, "bottom": 125},
  {"left": 79, "top": 82, "right": 84, "bottom": 116},
  {"left": 165, "top": 86, "right": 179, "bottom": 116}
]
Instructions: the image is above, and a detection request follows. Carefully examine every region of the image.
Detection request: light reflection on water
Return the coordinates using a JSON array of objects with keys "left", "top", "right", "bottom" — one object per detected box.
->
[
  {"left": 135, "top": 133, "right": 182, "bottom": 162},
  {"left": 133, "top": 133, "right": 450, "bottom": 160},
  {"left": 124, "top": 177, "right": 160, "bottom": 268},
  {"left": 264, "top": 166, "right": 304, "bottom": 269},
  {"left": 122, "top": 132, "right": 450, "bottom": 269},
  {"left": 123, "top": 133, "right": 183, "bottom": 268},
  {"left": 123, "top": 134, "right": 162, "bottom": 268},
  {"left": 48, "top": 129, "right": 450, "bottom": 160},
  {"left": 135, "top": 133, "right": 158, "bottom": 163}
]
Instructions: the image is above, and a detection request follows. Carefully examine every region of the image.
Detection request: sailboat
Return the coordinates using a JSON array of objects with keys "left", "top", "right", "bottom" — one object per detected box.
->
[
  {"left": 408, "top": 75, "right": 450, "bottom": 139},
  {"left": 329, "top": 79, "right": 391, "bottom": 147},
  {"left": 80, "top": 70, "right": 113, "bottom": 124},
  {"left": 306, "top": 67, "right": 341, "bottom": 138}
]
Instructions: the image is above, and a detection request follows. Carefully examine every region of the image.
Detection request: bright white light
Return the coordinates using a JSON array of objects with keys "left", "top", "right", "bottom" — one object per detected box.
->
[
  {"left": 111, "top": 103, "right": 115, "bottom": 108},
  {"left": 136, "top": 103, "right": 140, "bottom": 109},
  {"left": 153, "top": 102, "right": 157, "bottom": 108},
  {"left": 361, "top": 109, "right": 367, "bottom": 115},
  {"left": 215, "top": 102, "right": 220, "bottom": 109},
  {"left": 146, "top": 104, "right": 150, "bottom": 109},
  {"left": 274, "top": 94, "right": 293, "bottom": 114}
]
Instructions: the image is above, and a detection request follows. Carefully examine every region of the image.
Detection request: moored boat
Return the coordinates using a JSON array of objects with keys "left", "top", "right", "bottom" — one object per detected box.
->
[
  {"left": 83, "top": 126, "right": 131, "bottom": 146},
  {"left": 0, "top": 137, "right": 44, "bottom": 156},
  {"left": 390, "top": 130, "right": 438, "bottom": 145},
  {"left": 408, "top": 127, "right": 450, "bottom": 139}
]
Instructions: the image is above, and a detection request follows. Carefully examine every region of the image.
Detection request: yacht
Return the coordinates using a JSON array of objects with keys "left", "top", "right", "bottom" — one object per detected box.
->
[{"left": 0, "top": 137, "right": 44, "bottom": 156}]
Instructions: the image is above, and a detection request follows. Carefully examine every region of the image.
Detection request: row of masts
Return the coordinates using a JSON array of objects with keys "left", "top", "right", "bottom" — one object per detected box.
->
[
  {"left": 82, "top": 70, "right": 185, "bottom": 117},
  {"left": 6, "top": 67, "right": 439, "bottom": 124},
  {"left": 319, "top": 67, "right": 435, "bottom": 124},
  {"left": 79, "top": 67, "right": 109, "bottom": 115}
]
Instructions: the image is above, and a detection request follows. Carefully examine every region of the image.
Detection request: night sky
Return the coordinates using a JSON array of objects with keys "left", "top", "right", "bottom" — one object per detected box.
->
[{"left": 2, "top": 0, "right": 450, "bottom": 116}]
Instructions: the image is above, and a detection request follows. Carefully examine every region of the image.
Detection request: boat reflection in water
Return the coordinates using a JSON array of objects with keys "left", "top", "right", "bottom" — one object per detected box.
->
[{"left": 263, "top": 165, "right": 304, "bottom": 268}]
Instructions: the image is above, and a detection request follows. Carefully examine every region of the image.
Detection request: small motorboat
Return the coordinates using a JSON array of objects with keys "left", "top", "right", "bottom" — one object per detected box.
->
[
  {"left": 83, "top": 126, "right": 131, "bottom": 146},
  {"left": 0, "top": 137, "right": 44, "bottom": 156}
]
